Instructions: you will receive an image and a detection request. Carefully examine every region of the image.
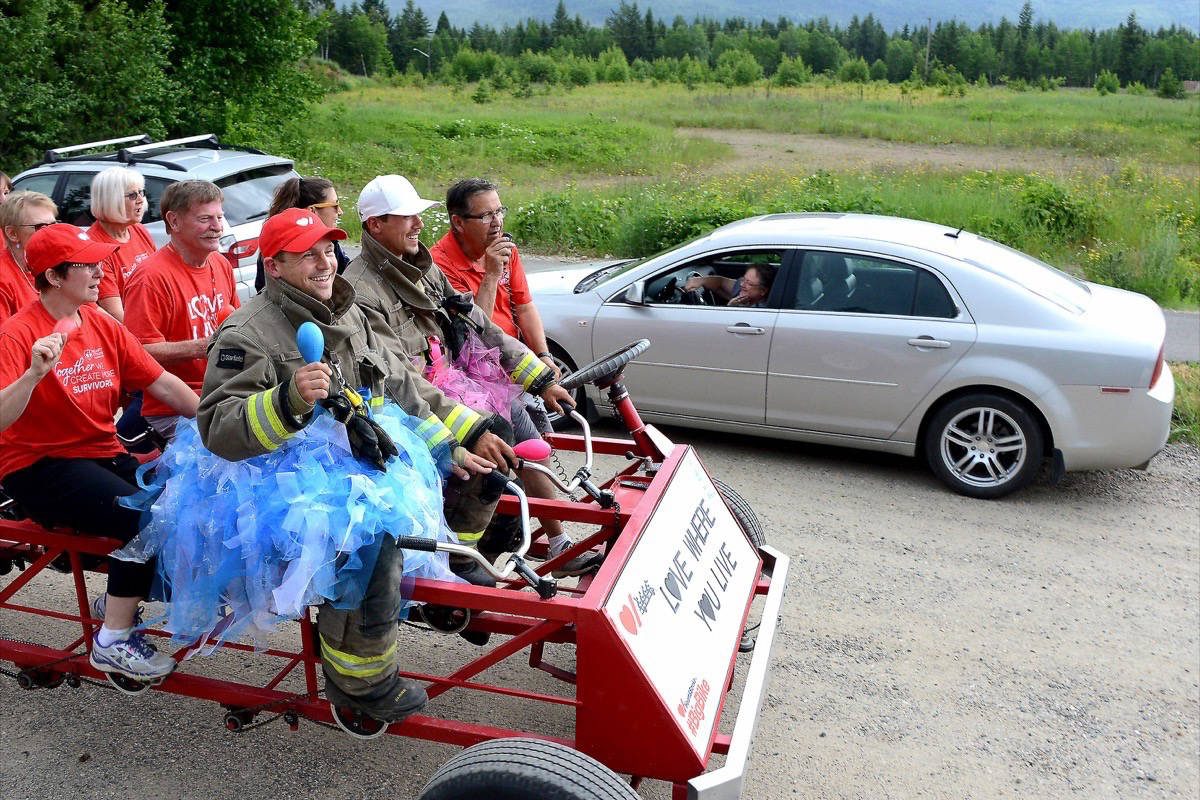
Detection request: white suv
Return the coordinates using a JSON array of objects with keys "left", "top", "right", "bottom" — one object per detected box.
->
[{"left": 11, "top": 134, "right": 299, "bottom": 300}]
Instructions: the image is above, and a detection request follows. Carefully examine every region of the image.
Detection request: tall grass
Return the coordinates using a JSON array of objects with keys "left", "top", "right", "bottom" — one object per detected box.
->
[
  {"left": 1171, "top": 362, "right": 1200, "bottom": 446},
  {"left": 263, "top": 83, "right": 1198, "bottom": 304}
]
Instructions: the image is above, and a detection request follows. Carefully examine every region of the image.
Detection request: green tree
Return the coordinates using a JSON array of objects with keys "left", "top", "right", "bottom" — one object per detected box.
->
[
  {"left": 162, "top": 0, "right": 321, "bottom": 141},
  {"left": 660, "top": 22, "right": 708, "bottom": 61},
  {"left": 1094, "top": 68, "right": 1119, "bottom": 95},
  {"left": 838, "top": 56, "right": 870, "bottom": 83},
  {"left": 715, "top": 48, "right": 762, "bottom": 86},
  {"left": 869, "top": 58, "right": 887, "bottom": 81},
  {"left": 885, "top": 38, "right": 915, "bottom": 82},
  {"left": 1157, "top": 67, "right": 1185, "bottom": 99},
  {"left": 596, "top": 45, "right": 630, "bottom": 82},
  {"left": 606, "top": 1, "right": 648, "bottom": 62},
  {"left": 330, "top": 10, "right": 391, "bottom": 75},
  {"left": 773, "top": 54, "right": 812, "bottom": 86}
]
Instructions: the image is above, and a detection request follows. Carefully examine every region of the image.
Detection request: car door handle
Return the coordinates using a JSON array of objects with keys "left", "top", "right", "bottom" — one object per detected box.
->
[
  {"left": 726, "top": 324, "right": 765, "bottom": 335},
  {"left": 907, "top": 336, "right": 951, "bottom": 349}
]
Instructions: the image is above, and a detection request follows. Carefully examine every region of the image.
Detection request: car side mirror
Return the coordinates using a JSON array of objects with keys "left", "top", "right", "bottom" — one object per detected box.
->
[
  {"left": 622, "top": 282, "right": 647, "bottom": 305},
  {"left": 619, "top": 281, "right": 648, "bottom": 307}
]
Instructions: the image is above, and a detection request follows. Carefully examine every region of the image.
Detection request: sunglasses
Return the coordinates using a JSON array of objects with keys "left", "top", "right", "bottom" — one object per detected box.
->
[{"left": 309, "top": 201, "right": 342, "bottom": 211}]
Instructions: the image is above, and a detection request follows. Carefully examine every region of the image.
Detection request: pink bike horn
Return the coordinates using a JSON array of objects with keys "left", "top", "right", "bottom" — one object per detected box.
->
[{"left": 512, "top": 439, "right": 552, "bottom": 462}]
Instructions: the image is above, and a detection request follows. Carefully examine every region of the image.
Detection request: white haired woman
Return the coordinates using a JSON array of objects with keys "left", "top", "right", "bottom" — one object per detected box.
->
[{"left": 87, "top": 166, "right": 157, "bottom": 323}]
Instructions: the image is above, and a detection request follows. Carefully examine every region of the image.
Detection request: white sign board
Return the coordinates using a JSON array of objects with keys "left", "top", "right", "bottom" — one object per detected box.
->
[{"left": 603, "top": 449, "right": 760, "bottom": 756}]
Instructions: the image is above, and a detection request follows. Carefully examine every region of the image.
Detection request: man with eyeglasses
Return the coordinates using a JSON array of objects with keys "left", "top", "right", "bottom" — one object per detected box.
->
[
  {"left": 343, "top": 175, "right": 590, "bottom": 590},
  {"left": 124, "top": 180, "right": 240, "bottom": 440},
  {"left": 431, "top": 178, "right": 604, "bottom": 577},
  {"left": 684, "top": 265, "right": 776, "bottom": 308}
]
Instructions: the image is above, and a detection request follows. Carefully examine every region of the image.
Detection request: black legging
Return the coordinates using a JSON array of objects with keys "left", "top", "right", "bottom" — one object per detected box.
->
[{"left": 3, "top": 453, "right": 154, "bottom": 598}]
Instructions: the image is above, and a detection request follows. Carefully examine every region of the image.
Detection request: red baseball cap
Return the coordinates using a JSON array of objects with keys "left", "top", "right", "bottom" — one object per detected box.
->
[
  {"left": 25, "top": 224, "right": 118, "bottom": 276},
  {"left": 259, "top": 208, "right": 347, "bottom": 259}
]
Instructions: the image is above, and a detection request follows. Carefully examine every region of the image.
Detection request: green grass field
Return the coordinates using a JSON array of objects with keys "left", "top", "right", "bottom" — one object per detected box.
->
[{"left": 268, "top": 81, "right": 1199, "bottom": 443}]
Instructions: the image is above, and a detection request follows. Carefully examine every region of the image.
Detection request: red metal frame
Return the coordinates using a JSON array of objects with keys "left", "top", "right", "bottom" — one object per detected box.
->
[{"left": 0, "top": 391, "right": 780, "bottom": 793}]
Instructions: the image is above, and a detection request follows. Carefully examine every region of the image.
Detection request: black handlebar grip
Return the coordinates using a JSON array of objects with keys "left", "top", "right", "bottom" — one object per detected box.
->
[
  {"left": 394, "top": 536, "right": 439, "bottom": 552},
  {"left": 479, "top": 470, "right": 515, "bottom": 505}
]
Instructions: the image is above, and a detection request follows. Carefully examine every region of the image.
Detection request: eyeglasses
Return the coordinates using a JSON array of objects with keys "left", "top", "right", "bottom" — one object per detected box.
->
[
  {"left": 309, "top": 200, "right": 342, "bottom": 211},
  {"left": 124, "top": 189, "right": 146, "bottom": 201},
  {"left": 741, "top": 280, "right": 765, "bottom": 289},
  {"left": 19, "top": 222, "right": 53, "bottom": 231},
  {"left": 64, "top": 262, "right": 103, "bottom": 273},
  {"left": 460, "top": 207, "right": 507, "bottom": 223}
]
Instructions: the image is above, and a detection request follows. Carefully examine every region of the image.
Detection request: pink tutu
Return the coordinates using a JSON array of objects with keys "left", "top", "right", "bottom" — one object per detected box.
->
[{"left": 421, "top": 332, "right": 523, "bottom": 419}]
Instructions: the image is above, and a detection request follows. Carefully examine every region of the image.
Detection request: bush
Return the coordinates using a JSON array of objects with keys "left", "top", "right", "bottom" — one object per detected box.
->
[
  {"left": 838, "top": 57, "right": 870, "bottom": 84},
  {"left": 715, "top": 49, "right": 764, "bottom": 87},
  {"left": 597, "top": 46, "right": 630, "bottom": 82},
  {"left": 1019, "top": 178, "right": 1102, "bottom": 240},
  {"left": 1170, "top": 362, "right": 1200, "bottom": 446},
  {"left": 1095, "top": 69, "right": 1120, "bottom": 95},
  {"left": 869, "top": 59, "right": 888, "bottom": 82},
  {"left": 1157, "top": 68, "right": 1185, "bottom": 100},
  {"left": 472, "top": 79, "right": 493, "bottom": 104},
  {"left": 773, "top": 55, "right": 812, "bottom": 86},
  {"left": 1006, "top": 77, "right": 1029, "bottom": 92},
  {"left": 1126, "top": 81, "right": 1149, "bottom": 95}
]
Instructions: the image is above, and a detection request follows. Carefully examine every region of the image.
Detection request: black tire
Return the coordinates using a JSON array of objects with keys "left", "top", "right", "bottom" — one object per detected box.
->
[
  {"left": 923, "top": 393, "right": 1044, "bottom": 499},
  {"left": 712, "top": 478, "right": 766, "bottom": 550},
  {"left": 545, "top": 345, "right": 591, "bottom": 432},
  {"left": 418, "top": 737, "right": 640, "bottom": 800}
]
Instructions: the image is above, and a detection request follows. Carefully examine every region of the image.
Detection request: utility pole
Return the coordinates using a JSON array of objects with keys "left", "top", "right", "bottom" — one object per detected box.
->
[
  {"left": 413, "top": 47, "right": 431, "bottom": 74},
  {"left": 924, "top": 17, "right": 932, "bottom": 83}
]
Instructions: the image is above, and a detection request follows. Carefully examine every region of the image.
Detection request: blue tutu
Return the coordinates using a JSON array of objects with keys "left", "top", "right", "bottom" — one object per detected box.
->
[{"left": 116, "top": 401, "right": 460, "bottom": 651}]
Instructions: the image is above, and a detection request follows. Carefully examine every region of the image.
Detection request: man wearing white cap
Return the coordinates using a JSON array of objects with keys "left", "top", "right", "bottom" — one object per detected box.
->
[{"left": 343, "top": 175, "right": 592, "bottom": 585}]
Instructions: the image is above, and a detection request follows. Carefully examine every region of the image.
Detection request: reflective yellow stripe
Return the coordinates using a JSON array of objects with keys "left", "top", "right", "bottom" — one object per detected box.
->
[
  {"left": 509, "top": 353, "right": 545, "bottom": 391},
  {"left": 319, "top": 634, "right": 397, "bottom": 678},
  {"left": 260, "top": 386, "right": 291, "bottom": 443},
  {"left": 455, "top": 529, "right": 484, "bottom": 544},
  {"left": 369, "top": 395, "right": 384, "bottom": 408},
  {"left": 247, "top": 392, "right": 280, "bottom": 452},
  {"left": 444, "top": 404, "right": 481, "bottom": 443},
  {"left": 427, "top": 426, "right": 452, "bottom": 448}
]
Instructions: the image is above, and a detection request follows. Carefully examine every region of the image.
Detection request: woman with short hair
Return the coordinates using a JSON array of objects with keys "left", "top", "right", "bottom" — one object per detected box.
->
[
  {"left": 0, "top": 171, "right": 12, "bottom": 203},
  {"left": 87, "top": 166, "right": 157, "bottom": 322},
  {"left": 0, "top": 190, "right": 58, "bottom": 325},
  {"left": 0, "top": 223, "right": 198, "bottom": 684}
]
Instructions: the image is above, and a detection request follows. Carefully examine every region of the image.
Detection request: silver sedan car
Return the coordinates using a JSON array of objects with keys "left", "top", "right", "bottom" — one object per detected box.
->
[{"left": 530, "top": 213, "right": 1174, "bottom": 498}]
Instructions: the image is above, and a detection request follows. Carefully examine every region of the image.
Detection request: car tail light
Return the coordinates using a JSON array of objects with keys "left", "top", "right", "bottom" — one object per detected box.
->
[
  {"left": 227, "top": 237, "right": 259, "bottom": 261},
  {"left": 1149, "top": 342, "right": 1165, "bottom": 388}
]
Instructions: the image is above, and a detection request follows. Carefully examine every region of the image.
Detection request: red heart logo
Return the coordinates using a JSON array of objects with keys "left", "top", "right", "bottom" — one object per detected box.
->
[{"left": 619, "top": 604, "right": 639, "bottom": 635}]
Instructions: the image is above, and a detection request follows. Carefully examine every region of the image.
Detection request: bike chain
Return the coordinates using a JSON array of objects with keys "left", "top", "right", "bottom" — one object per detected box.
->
[
  {"left": 0, "top": 635, "right": 111, "bottom": 690},
  {"left": 223, "top": 687, "right": 339, "bottom": 734}
]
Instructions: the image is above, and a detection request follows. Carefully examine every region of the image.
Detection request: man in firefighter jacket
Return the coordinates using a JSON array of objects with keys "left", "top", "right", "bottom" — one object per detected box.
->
[
  {"left": 197, "top": 208, "right": 493, "bottom": 722},
  {"left": 342, "top": 175, "right": 573, "bottom": 581}
]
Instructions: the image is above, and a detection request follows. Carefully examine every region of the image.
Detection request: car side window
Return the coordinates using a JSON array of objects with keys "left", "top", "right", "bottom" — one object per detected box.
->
[
  {"left": 59, "top": 172, "right": 94, "bottom": 227},
  {"left": 11, "top": 173, "right": 58, "bottom": 198},
  {"left": 143, "top": 178, "right": 171, "bottom": 224},
  {"left": 791, "top": 252, "right": 956, "bottom": 318},
  {"left": 643, "top": 249, "right": 784, "bottom": 306}
]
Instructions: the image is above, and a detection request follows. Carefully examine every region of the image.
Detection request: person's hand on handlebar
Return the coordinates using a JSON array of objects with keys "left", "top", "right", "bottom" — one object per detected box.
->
[
  {"left": 472, "top": 430, "right": 517, "bottom": 472},
  {"left": 450, "top": 447, "right": 495, "bottom": 480},
  {"left": 540, "top": 383, "right": 573, "bottom": 416}
]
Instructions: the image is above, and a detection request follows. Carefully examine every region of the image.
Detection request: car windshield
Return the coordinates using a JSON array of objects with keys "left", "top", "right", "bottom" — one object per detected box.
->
[
  {"left": 963, "top": 236, "right": 1091, "bottom": 314},
  {"left": 579, "top": 232, "right": 715, "bottom": 293},
  {"left": 216, "top": 165, "right": 295, "bottom": 227}
]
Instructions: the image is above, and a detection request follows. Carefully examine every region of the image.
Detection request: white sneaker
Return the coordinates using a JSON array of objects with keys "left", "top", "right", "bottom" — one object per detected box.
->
[
  {"left": 548, "top": 538, "right": 605, "bottom": 578},
  {"left": 89, "top": 631, "right": 176, "bottom": 682},
  {"left": 90, "top": 593, "right": 143, "bottom": 626}
]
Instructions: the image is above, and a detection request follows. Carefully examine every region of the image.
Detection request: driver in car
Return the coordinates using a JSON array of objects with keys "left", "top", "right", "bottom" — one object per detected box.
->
[{"left": 684, "top": 265, "right": 775, "bottom": 307}]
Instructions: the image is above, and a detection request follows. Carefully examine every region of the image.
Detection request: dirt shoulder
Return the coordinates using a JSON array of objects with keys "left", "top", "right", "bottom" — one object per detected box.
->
[{"left": 676, "top": 127, "right": 1200, "bottom": 180}]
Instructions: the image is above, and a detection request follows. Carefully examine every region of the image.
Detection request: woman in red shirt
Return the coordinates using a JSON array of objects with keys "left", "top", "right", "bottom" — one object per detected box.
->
[
  {"left": 0, "top": 224, "right": 198, "bottom": 685},
  {"left": 0, "top": 191, "right": 57, "bottom": 325},
  {"left": 88, "top": 167, "right": 158, "bottom": 323}
]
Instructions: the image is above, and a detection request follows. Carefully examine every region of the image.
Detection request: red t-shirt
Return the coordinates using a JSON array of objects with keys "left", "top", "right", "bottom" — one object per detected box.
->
[
  {"left": 123, "top": 244, "right": 239, "bottom": 417},
  {"left": 0, "top": 302, "right": 163, "bottom": 480},
  {"left": 89, "top": 222, "right": 157, "bottom": 301},
  {"left": 0, "top": 247, "right": 39, "bottom": 326},
  {"left": 431, "top": 232, "right": 533, "bottom": 340}
]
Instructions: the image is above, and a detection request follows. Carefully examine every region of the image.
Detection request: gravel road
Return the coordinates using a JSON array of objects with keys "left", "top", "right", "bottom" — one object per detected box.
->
[{"left": 2, "top": 421, "right": 1197, "bottom": 800}]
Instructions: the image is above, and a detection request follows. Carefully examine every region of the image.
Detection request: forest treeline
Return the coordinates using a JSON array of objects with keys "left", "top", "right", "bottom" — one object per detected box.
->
[{"left": 1, "top": 0, "right": 1196, "bottom": 169}]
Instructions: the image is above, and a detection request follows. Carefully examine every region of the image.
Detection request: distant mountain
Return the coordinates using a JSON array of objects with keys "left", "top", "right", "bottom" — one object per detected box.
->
[{"left": 394, "top": 1, "right": 1198, "bottom": 33}]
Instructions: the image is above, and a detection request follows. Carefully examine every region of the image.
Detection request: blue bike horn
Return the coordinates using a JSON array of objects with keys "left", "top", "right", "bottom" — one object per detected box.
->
[{"left": 296, "top": 321, "right": 324, "bottom": 364}]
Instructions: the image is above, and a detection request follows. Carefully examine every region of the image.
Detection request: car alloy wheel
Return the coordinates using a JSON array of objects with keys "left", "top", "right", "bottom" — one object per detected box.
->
[{"left": 925, "top": 393, "right": 1044, "bottom": 499}]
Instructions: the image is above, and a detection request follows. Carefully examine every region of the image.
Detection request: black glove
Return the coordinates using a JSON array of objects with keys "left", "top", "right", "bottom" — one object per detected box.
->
[{"left": 320, "top": 394, "right": 399, "bottom": 472}]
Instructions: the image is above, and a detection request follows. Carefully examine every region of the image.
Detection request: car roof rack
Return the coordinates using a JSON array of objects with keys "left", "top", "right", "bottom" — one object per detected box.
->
[{"left": 37, "top": 133, "right": 268, "bottom": 171}]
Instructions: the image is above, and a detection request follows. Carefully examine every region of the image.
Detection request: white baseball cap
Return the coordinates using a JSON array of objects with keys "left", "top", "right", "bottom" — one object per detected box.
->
[{"left": 356, "top": 175, "right": 440, "bottom": 221}]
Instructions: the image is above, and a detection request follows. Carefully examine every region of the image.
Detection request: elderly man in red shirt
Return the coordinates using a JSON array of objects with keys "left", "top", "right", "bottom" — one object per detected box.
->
[
  {"left": 431, "top": 178, "right": 600, "bottom": 576},
  {"left": 123, "top": 180, "right": 239, "bottom": 440}
]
